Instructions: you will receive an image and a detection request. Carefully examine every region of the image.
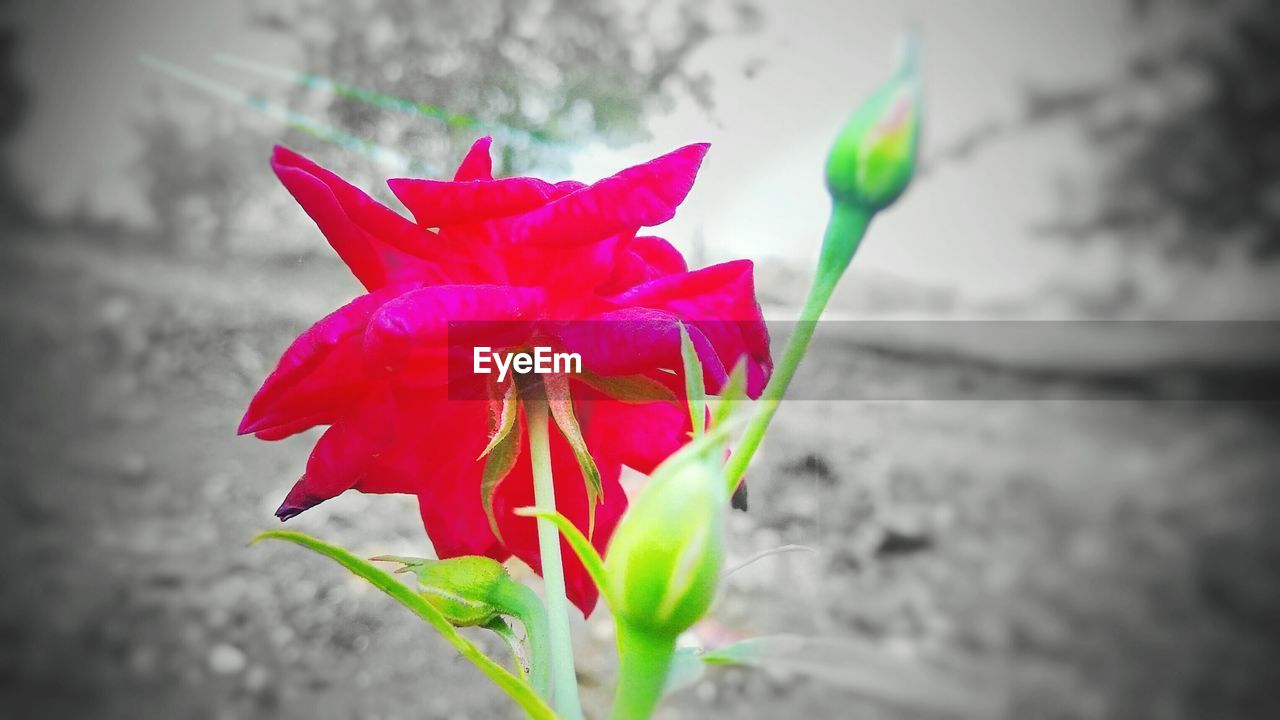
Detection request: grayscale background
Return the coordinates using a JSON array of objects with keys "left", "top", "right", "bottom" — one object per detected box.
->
[{"left": 2, "top": 1, "right": 1279, "bottom": 718}]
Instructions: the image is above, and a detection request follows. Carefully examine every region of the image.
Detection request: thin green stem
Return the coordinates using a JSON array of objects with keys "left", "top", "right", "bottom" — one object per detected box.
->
[
  {"left": 526, "top": 392, "right": 584, "bottom": 720},
  {"left": 493, "top": 579, "right": 552, "bottom": 702},
  {"left": 726, "top": 203, "right": 872, "bottom": 491},
  {"left": 609, "top": 626, "right": 678, "bottom": 720}
]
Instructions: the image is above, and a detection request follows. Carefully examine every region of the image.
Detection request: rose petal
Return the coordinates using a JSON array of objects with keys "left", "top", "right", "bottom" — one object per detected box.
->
[
  {"left": 272, "top": 146, "right": 448, "bottom": 288},
  {"left": 630, "top": 235, "right": 689, "bottom": 276},
  {"left": 556, "top": 307, "right": 730, "bottom": 390},
  {"left": 240, "top": 287, "right": 406, "bottom": 438},
  {"left": 388, "top": 176, "right": 554, "bottom": 228},
  {"left": 274, "top": 391, "right": 395, "bottom": 519},
  {"left": 574, "top": 385, "right": 691, "bottom": 475},
  {"left": 363, "top": 285, "right": 546, "bottom": 383},
  {"left": 598, "top": 235, "right": 690, "bottom": 295},
  {"left": 477, "top": 143, "right": 709, "bottom": 247},
  {"left": 453, "top": 136, "right": 494, "bottom": 181},
  {"left": 610, "top": 260, "right": 771, "bottom": 395}
]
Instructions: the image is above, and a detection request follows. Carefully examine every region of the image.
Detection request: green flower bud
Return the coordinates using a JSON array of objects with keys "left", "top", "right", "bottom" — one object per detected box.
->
[
  {"left": 825, "top": 35, "right": 921, "bottom": 213},
  {"left": 376, "top": 555, "right": 510, "bottom": 627},
  {"left": 604, "top": 455, "right": 726, "bottom": 637},
  {"left": 372, "top": 553, "right": 552, "bottom": 699}
]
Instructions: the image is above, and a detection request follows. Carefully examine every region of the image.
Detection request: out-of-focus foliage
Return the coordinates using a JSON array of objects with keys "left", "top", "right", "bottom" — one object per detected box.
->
[
  {"left": 1092, "top": 0, "right": 1280, "bottom": 259},
  {"left": 132, "top": 100, "right": 265, "bottom": 254},
  {"left": 0, "top": 26, "right": 31, "bottom": 224},
  {"left": 920, "top": 0, "right": 1280, "bottom": 261},
  {"left": 252, "top": 0, "right": 757, "bottom": 174},
  {"left": 134, "top": 0, "right": 759, "bottom": 255},
  {"left": 1032, "top": 0, "right": 1280, "bottom": 259}
]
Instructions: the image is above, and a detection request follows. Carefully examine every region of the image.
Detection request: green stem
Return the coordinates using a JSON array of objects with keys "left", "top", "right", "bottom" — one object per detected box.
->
[
  {"left": 726, "top": 203, "right": 872, "bottom": 491},
  {"left": 609, "top": 626, "right": 678, "bottom": 720},
  {"left": 526, "top": 392, "right": 584, "bottom": 720},
  {"left": 493, "top": 579, "right": 552, "bottom": 702}
]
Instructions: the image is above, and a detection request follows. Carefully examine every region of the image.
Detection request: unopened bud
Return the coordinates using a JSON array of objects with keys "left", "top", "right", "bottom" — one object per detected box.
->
[
  {"left": 604, "top": 456, "right": 726, "bottom": 637},
  {"left": 375, "top": 555, "right": 509, "bottom": 627},
  {"left": 825, "top": 35, "right": 921, "bottom": 213}
]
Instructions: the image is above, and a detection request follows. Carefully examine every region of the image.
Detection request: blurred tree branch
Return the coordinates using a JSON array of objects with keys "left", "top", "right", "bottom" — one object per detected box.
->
[
  {"left": 925, "top": 0, "right": 1280, "bottom": 261},
  {"left": 0, "top": 26, "right": 32, "bottom": 226},
  {"left": 133, "top": 0, "right": 757, "bottom": 256}
]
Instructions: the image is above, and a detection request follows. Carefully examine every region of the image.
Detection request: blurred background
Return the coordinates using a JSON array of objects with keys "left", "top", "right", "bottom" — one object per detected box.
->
[{"left": 2, "top": 0, "right": 1279, "bottom": 718}]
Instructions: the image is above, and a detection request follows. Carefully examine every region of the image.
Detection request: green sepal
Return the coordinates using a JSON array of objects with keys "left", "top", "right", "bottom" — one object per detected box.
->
[
  {"left": 479, "top": 379, "right": 519, "bottom": 459},
  {"left": 678, "top": 322, "right": 707, "bottom": 439},
  {"left": 478, "top": 378, "right": 523, "bottom": 543},
  {"left": 484, "top": 616, "right": 529, "bottom": 684},
  {"left": 574, "top": 371, "right": 677, "bottom": 404},
  {"left": 252, "top": 531, "right": 556, "bottom": 720},
  {"left": 543, "top": 372, "right": 602, "bottom": 538}
]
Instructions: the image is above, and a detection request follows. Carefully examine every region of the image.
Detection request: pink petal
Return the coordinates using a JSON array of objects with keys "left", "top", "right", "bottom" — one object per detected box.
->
[
  {"left": 478, "top": 143, "right": 710, "bottom": 247},
  {"left": 409, "top": 398, "right": 511, "bottom": 560},
  {"left": 574, "top": 385, "right": 691, "bottom": 475},
  {"left": 501, "top": 232, "right": 633, "bottom": 316},
  {"left": 363, "top": 284, "right": 545, "bottom": 383},
  {"left": 555, "top": 307, "right": 730, "bottom": 390},
  {"left": 598, "top": 235, "right": 690, "bottom": 295},
  {"left": 630, "top": 235, "right": 689, "bottom": 276},
  {"left": 239, "top": 287, "right": 406, "bottom": 438},
  {"left": 610, "top": 260, "right": 772, "bottom": 395},
  {"left": 387, "top": 176, "right": 554, "bottom": 227},
  {"left": 272, "top": 146, "right": 452, "bottom": 287},
  {"left": 372, "top": 396, "right": 510, "bottom": 560},
  {"left": 274, "top": 391, "right": 395, "bottom": 519},
  {"left": 454, "top": 136, "right": 494, "bottom": 181}
]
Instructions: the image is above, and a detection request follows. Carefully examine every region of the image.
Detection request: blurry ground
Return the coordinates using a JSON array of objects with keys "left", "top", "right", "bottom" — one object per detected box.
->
[{"left": 2, "top": 230, "right": 1279, "bottom": 720}]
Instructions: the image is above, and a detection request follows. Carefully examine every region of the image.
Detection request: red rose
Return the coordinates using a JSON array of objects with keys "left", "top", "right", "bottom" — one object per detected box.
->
[{"left": 240, "top": 137, "right": 771, "bottom": 614}]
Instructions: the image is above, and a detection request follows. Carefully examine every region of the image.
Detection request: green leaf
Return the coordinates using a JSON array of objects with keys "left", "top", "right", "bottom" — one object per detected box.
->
[
  {"left": 252, "top": 531, "right": 556, "bottom": 720},
  {"left": 711, "top": 357, "right": 749, "bottom": 430},
  {"left": 649, "top": 410, "right": 751, "bottom": 487},
  {"left": 700, "top": 634, "right": 1000, "bottom": 718},
  {"left": 513, "top": 507, "right": 610, "bottom": 602},
  {"left": 543, "top": 373, "right": 602, "bottom": 538},
  {"left": 678, "top": 323, "right": 706, "bottom": 439},
  {"left": 574, "top": 371, "right": 676, "bottom": 404},
  {"left": 662, "top": 647, "right": 707, "bottom": 697}
]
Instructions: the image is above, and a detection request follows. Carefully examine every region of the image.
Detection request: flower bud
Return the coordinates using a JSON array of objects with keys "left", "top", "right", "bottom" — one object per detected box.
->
[
  {"left": 379, "top": 555, "right": 509, "bottom": 627},
  {"left": 824, "top": 35, "right": 921, "bottom": 213},
  {"left": 604, "top": 456, "right": 726, "bottom": 637}
]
